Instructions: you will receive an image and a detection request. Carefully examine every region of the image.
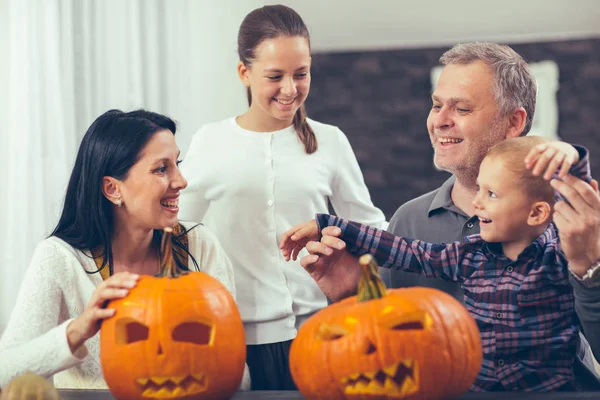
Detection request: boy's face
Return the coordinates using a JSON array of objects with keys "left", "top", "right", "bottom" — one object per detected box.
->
[{"left": 473, "top": 156, "right": 534, "bottom": 245}]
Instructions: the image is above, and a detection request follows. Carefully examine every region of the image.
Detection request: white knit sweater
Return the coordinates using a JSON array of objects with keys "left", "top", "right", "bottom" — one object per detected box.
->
[
  {"left": 0, "top": 223, "right": 250, "bottom": 390},
  {"left": 179, "top": 117, "right": 386, "bottom": 345}
]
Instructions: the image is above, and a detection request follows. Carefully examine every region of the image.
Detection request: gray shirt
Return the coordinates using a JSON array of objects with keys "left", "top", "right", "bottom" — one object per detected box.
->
[{"left": 381, "top": 176, "right": 479, "bottom": 302}]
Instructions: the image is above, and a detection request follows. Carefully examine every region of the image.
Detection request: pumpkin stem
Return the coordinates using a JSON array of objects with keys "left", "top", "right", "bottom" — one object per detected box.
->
[
  {"left": 155, "top": 227, "right": 188, "bottom": 278},
  {"left": 357, "top": 254, "right": 387, "bottom": 301}
]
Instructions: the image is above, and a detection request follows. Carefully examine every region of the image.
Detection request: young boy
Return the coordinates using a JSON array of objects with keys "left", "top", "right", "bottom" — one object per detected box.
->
[{"left": 280, "top": 137, "right": 592, "bottom": 392}]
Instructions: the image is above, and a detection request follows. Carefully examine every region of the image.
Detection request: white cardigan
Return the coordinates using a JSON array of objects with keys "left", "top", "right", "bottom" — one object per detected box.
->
[
  {"left": 178, "top": 117, "right": 386, "bottom": 345},
  {"left": 0, "top": 223, "right": 249, "bottom": 389}
]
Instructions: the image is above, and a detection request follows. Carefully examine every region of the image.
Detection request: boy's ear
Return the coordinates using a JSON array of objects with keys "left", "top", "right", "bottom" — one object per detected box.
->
[{"left": 527, "top": 201, "right": 552, "bottom": 227}]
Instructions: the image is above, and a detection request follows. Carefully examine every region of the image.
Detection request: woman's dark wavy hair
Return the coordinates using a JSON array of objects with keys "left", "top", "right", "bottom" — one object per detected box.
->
[{"left": 51, "top": 109, "right": 198, "bottom": 276}]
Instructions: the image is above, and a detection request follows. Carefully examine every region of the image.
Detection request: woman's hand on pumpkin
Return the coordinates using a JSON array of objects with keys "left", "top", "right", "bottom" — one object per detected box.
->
[
  {"left": 67, "top": 272, "right": 139, "bottom": 353},
  {"left": 300, "top": 226, "right": 361, "bottom": 302},
  {"left": 280, "top": 219, "right": 320, "bottom": 261},
  {"left": 524, "top": 141, "right": 580, "bottom": 180}
]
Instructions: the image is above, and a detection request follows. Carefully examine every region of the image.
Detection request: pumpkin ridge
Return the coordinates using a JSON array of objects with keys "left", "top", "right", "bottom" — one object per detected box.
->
[{"left": 424, "top": 290, "right": 455, "bottom": 395}]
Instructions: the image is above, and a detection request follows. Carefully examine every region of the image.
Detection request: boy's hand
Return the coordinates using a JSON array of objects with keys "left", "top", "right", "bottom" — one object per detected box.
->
[
  {"left": 525, "top": 141, "right": 580, "bottom": 180},
  {"left": 280, "top": 219, "right": 319, "bottom": 261}
]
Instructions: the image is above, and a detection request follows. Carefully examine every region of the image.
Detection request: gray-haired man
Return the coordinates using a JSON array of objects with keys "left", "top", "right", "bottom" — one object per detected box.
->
[{"left": 305, "top": 42, "right": 600, "bottom": 391}]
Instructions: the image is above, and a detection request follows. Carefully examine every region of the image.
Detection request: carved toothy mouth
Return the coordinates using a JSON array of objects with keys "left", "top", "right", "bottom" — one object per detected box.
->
[
  {"left": 341, "top": 359, "right": 418, "bottom": 397},
  {"left": 136, "top": 373, "right": 206, "bottom": 398}
]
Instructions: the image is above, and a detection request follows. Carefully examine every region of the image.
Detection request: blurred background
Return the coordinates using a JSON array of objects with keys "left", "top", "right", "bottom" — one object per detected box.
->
[{"left": 1, "top": 0, "right": 599, "bottom": 333}]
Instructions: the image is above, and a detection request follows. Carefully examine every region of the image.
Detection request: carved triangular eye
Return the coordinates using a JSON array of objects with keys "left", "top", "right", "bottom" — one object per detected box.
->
[
  {"left": 380, "top": 311, "right": 432, "bottom": 331},
  {"left": 115, "top": 318, "right": 149, "bottom": 344},
  {"left": 390, "top": 321, "right": 424, "bottom": 330},
  {"left": 172, "top": 322, "right": 213, "bottom": 345},
  {"left": 316, "top": 324, "right": 348, "bottom": 341}
]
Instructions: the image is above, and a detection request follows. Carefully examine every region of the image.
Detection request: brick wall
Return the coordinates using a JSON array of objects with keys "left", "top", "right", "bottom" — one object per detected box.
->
[{"left": 306, "top": 39, "right": 600, "bottom": 219}]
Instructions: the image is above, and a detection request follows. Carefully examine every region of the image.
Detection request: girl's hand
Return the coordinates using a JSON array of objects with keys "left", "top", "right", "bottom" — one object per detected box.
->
[{"left": 280, "top": 219, "right": 319, "bottom": 261}]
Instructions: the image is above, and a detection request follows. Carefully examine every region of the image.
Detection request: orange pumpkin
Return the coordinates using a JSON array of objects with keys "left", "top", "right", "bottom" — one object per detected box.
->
[
  {"left": 100, "top": 228, "right": 245, "bottom": 400},
  {"left": 290, "top": 255, "right": 482, "bottom": 400}
]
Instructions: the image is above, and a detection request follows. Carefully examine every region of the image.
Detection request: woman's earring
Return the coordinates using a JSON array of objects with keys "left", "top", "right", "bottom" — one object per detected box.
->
[{"left": 116, "top": 199, "right": 122, "bottom": 208}]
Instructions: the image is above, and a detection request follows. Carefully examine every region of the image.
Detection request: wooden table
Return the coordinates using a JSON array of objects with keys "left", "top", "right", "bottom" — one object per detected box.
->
[{"left": 57, "top": 389, "right": 600, "bottom": 399}]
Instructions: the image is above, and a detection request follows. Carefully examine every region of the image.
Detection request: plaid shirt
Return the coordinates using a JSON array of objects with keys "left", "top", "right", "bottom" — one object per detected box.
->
[{"left": 316, "top": 147, "right": 591, "bottom": 392}]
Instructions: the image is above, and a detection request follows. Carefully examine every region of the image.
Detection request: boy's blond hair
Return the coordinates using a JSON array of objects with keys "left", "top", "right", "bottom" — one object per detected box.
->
[{"left": 485, "top": 136, "right": 556, "bottom": 204}]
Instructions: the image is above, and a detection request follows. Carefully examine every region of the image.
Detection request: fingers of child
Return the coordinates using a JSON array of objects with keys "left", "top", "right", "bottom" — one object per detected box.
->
[
  {"left": 558, "top": 155, "right": 572, "bottom": 179},
  {"left": 543, "top": 151, "right": 565, "bottom": 180},
  {"left": 321, "top": 226, "right": 342, "bottom": 237},
  {"left": 291, "top": 226, "right": 311, "bottom": 241},
  {"left": 281, "top": 239, "right": 293, "bottom": 254},
  {"left": 279, "top": 231, "right": 295, "bottom": 249},
  {"left": 531, "top": 147, "right": 555, "bottom": 176},
  {"left": 524, "top": 145, "right": 544, "bottom": 166},
  {"left": 291, "top": 245, "right": 305, "bottom": 261}
]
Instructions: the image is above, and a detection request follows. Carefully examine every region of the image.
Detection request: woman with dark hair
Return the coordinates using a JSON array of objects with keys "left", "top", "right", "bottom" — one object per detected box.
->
[
  {"left": 0, "top": 109, "right": 249, "bottom": 390},
  {"left": 178, "top": 5, "right": 386, "bottom": 390}
]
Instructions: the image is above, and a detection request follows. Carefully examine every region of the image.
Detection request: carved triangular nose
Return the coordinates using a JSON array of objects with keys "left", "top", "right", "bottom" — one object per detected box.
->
[
  {"left": 157, "top": 342, "right": 164, "bottom": 355},
  {"left": 363, "top": 339, "right": 377, "bottom": 355}
]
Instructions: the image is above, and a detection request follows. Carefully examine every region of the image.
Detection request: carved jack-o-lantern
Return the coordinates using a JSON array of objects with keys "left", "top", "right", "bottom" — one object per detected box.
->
[
  {"left": 100, "top": 228, "right": 245, "bottom": 400},
  {"left": 290, "top": 255, "right": 482, "bottom": 400}
]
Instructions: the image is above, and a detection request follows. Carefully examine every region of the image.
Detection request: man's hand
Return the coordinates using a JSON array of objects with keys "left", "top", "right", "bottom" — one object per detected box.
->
[
  {"left": 551, "top": 175, "right": 600, "bottom": 277},
  {"left": 299, "top": 226, "right": 361, "bottom": 301}
]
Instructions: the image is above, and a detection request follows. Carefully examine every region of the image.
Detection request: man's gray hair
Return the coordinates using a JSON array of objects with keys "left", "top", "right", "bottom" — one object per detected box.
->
[{"left": 440, "top": 42, "right": 537, "bottom": 136}]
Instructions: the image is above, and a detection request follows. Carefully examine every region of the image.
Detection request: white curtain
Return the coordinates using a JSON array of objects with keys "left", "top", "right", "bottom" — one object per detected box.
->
[{"left": 0, "top": 0, "right": 262, "bottom": 333}]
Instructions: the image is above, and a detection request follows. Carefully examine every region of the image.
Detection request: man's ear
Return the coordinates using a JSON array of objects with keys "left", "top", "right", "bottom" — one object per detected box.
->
[
  {"left": 102, "top": 176, "right": 122, "bottom": 206},
  {"left": 527, "top": 201, "right": 551, "bottom": 227},
  {"left": 505, "top": 107, "right": 528, "bottom": 139}
]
